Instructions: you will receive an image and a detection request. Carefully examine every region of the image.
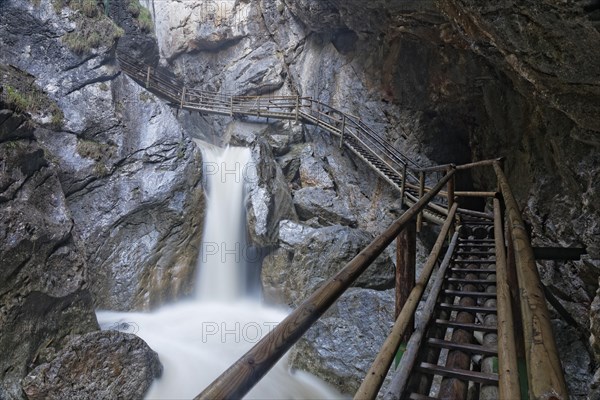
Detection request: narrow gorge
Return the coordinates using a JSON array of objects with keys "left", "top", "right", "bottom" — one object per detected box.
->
[{"left": 1, "top": 0, "right": 599, "bottom": 399}]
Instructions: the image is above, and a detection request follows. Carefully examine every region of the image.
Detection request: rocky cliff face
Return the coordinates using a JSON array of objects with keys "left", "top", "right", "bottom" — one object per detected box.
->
[
  {"left": 1, "top": 0, "right": 202, "bottom": 396},
  {"left": 1, "top": 0, "right": 599, "bottom": 397}
]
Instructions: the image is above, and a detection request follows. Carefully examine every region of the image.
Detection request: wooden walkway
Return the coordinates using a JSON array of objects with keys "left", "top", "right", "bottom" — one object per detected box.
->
[
  {"left": 117, "top": 54, "right": 568, "bottom": 400},
  {"left": 117, "top": 54, "right": 470, "bottom": 225}
]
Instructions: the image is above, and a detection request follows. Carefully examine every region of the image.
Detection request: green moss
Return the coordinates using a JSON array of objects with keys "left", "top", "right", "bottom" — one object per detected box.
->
[
  {"left": 5, "top": 86, "right": 30, "bottom": 111},
  {"left": 128, "top": 0, "right": 153, "bottom": 33},
  {"left": 76, "top": 138, "right": 115, "bottom": 161},
  {"left": 59, "top": 0, "right": 124, "bottom": 54},
  {"left": 1, "top": 66, "right": 64, "bottom": 129},
  {"left": 99, "top": 82, "right": 109, "bottom": 91}
]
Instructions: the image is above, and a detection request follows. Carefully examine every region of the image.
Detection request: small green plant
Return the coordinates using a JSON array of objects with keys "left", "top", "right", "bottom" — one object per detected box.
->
[
  {"left": 51, "top": 109, "right": 64, "bottom": 128},
  {"left": 99, "top": 82, "right": 109, "bottom": 91},
  {"left": 5, "top": 86, "right": 30, "bottom": 111},
  {"left": 128, "top": 0, "right": 153, "bottom": 33}
]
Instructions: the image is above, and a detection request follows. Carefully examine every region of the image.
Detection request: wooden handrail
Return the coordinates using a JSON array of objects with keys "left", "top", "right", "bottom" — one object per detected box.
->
[
  {"left": 493, "top": 162, "right": 567, "bottom": 400},
  {"left": 195, "top": 170, "right": 456, "bottom": 400},
  {"left": 355, "top": 201, "right": 459, "bottom": 399},
  {"left": 493, "top": 197, "right": 521, "bottom": 400}
]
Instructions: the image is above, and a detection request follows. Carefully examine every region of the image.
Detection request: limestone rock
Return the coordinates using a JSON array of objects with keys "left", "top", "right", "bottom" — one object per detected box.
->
[
  {"left": 262, "top": 220, "right": 394, "bottom": 306},
  {"left": 22, "top": 331, "right": 162, "bottom": 400},
  {"left": 293, "top": 186, "right": 358, "bottom": 227},
  {"left": 0, "top": 124, "right": 98, "bottom": 399},
  {"left": 289, "top": 288, "right": 395, "bottom": 395}
]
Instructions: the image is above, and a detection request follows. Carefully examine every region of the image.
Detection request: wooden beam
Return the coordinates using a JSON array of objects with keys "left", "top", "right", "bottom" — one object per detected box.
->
[
  {"left": 493, "top": 198, "right": 521, "bottom": 400},
  {"left": 395, "top": 219, "right": 416, "bottom": 330},
  {"left": 532, "top": 247, "right": 586, "bottom": 260},
  {"left": 494, "top": 162, "right": 567, "bottom": 400},
  {"left": 416, "top": 171, "right": 425, "bottom": 232}
]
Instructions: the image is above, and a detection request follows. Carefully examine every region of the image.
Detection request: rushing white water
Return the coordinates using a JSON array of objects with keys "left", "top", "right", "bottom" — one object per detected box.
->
[
  {"left": 196, "top": 146, "right": 251, "bottom": 301},
  {"left": 97, "top": 145, "right": 341, "bottom": 399}
]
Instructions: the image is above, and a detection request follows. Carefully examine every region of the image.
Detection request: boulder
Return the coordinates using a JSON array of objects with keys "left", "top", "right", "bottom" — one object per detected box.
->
[
  {"left": 22, "top": 331, "right": 162, "bottom": 400},
  {"left": 262, "top": 220, "right": 395, "bottom": 306},
  {"left": 289, "top": 288, "right": 395, "bottom": 395}
]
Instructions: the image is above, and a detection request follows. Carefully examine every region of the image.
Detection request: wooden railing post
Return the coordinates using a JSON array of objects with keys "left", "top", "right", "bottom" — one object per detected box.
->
[
  {"left": 416, "top": 171, "right": 425, "bottom": 232},
  {"left": 400, "top": 163, "right": 407, "bottom": 208},
  {"left": 180, "top": 86, "right": 186, "bottom": 109},
  {"left": 493, "top": 162, "right": 567, "bottom": 400},
  {"left": 447, "top": 166, "right": 455, "bottom": 236},
  {"left": 396, "top": 218, "right": 416, "bottom": 340},
  {"left": 146, "top": 66, "right": 151, "bottom": 89},
  {"left": 230, "top": 95, "right": 233, "bottom": 116},
  {"left": 295, "top": 95, "right": 299, "bottom": 122},
  {"left": 339, "top": 114, "right": 346, "bottom": 148}
]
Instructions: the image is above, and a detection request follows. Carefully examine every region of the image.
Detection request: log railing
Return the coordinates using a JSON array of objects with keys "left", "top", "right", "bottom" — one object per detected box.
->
[{"left": 116, "top": 53, "right": 568, "bottom": 400}]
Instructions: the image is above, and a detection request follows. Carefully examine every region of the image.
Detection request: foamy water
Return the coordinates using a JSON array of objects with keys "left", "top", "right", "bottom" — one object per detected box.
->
[{"left": 97, "top": 146, "right": 342, "bottom": 399}]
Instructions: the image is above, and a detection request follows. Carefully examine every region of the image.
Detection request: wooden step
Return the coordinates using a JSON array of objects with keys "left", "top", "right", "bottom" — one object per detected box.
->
[
  {"left": 426, "top": 338, "right": 498, "bottom": 356},
  {"left": 449, "top": 268, "right": 496, "bottom": 274},
  {"left": 434, "top": 319, "right": 497, "bottom": 333},
  {"left": 458, "top": 243, "right": 495, "bottom": 248},
  {"left": 458, "top": 239, "right": 495, "bottom": 243},
  {"left": 455, "top": 251, "right": 496, "bottom": 257},
  {"left": 443, "top": 289, "right": 496, "bottom": 298},
  {"left": 446, "top": 278, "right": 496, "bottom": 284},
  {"left": 416, "top": 362, "right": 499, "bottom": 385},
  {"left": 452, "top": 259, "right": 496, "bottom": 264},
  {"left": 438, "top": 303, "right": 497, "bottom": 313}
]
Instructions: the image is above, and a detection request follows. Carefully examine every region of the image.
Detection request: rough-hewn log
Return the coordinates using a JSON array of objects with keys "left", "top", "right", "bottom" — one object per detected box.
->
[
  {"left": 494, "top": 162, "right": 567, "bottom": 400},
  {"left": 493, "top": 198, "right": 521, "bottom": 400},
  {"left": 396, "top": 219, "right": 416, "bottom": 326}
]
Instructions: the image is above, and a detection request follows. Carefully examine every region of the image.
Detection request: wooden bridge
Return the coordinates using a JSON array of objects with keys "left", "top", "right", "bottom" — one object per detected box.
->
[{"left": 117, "top": 54, "right": 568, "bottom": 400}]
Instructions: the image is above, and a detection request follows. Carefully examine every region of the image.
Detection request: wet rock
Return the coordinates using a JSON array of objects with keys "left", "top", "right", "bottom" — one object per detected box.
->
[
  {"left": 299, "top": 144, "right": 335, "bottom": 189},
  {"left": 0, "top": 128, "right": 98, "bottom": 399},
  {"left": 22, "top": 331, "right": 162, "bottom": 400},
  {"left": 228, "top": 121, "right": 297, "bottom": 246},
  {"left": 262, "top": 220, "right": 394, "bottom": 306},
  {"left": 289, "top": 288, "right": 395, "bottom": 395},
  {"left": 293, "top": 186, "right": 358, "bottom": 227},
  {"left": 552, "top": 319, "right": 593, "bottom": 399}
]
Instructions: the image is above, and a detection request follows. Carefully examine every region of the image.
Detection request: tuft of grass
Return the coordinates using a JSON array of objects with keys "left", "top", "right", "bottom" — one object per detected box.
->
[
  {"left": 59, "top": 0, "right": 124, "bottom": 54},
  {"left": 128, "top": 0, "right": 153, "bottom": 33},
  {"left": 62, "top": 17, "right": 123, "bottom": 54},
  {"left": 5, "top": 86, "right": 30, "bottom": 111},
  {"left": 1, "top": 65, "right": 64, "bottom": 129}
]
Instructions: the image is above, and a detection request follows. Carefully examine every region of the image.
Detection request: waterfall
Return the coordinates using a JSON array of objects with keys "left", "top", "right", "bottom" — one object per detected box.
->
[
  {"left": 196, "top": 146, "right": 251, "bottom": 301},
  {"left": 96, "top": 145, "right": 341, "bottom": 399}
]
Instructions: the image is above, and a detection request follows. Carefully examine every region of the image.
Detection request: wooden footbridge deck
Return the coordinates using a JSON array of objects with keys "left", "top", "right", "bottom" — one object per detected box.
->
[{"left": 117, "top": 55, "right": 568, "bottom": 400}]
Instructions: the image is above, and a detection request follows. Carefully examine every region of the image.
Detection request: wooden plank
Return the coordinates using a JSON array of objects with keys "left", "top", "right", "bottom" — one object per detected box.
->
[
  {"left": 426, "top": 338, "right": 498, "bottom": 356},
  {"left": 434, "top": 319, "right": 497, "bottom": 333},
  {"left": 417, "top": 363, "right": 499, "bottom": 385},
  {"left": 443, "top": 289, "right": 496, "bottom": 298},
  {"left": 438, "top": 303, "right": 497, "bottom": 313}
]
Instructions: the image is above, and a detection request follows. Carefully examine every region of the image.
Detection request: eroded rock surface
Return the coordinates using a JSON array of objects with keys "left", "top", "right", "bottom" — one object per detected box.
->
[{"left": 22, "top": 331, "right": 162, "bottom": 400}]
